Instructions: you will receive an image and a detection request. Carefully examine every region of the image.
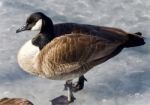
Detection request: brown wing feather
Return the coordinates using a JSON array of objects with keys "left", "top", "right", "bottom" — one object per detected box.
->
[{"left": 36, "top": 33, "right": 126, "bottom": 77}]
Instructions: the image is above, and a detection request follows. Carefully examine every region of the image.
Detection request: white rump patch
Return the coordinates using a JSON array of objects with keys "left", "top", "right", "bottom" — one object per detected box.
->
[{"left": 31, "top": 19, "right": 42, "bottom": 31}]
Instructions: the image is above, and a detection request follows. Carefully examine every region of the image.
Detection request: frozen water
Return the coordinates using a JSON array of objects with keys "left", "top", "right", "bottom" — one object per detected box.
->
[{"left": 0, "top": 0, "right": 150, "bottom": 105}]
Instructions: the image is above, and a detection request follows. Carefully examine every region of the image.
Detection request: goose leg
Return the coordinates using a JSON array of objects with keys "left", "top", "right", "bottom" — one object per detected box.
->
[
  {"left": 52, "top": 81, "right": 75, "bottom": 105},
  {"left": 64, "top": 75, "right": 87, "bottom": 92},
  {"left": 65, "top": 80, "right": 76, "bottom": 103},
  {"left": 73, "top": 75, "right": 87, "bottom": 92}
]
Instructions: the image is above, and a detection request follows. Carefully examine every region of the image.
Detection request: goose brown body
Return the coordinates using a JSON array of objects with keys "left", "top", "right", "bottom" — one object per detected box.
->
[
  {"left": 19, "top": 32, "right": 127, "bottom": 80},
  {"left": 18, "top": 26, "right": 145, "bottom": 81}
]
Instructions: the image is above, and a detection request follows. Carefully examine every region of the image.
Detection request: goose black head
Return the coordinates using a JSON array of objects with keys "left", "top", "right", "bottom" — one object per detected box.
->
[{"left": 16, "top": 12, "right": 54, "bottom": 34}]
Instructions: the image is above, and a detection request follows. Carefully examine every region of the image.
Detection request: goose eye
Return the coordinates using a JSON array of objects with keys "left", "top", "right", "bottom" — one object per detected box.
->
[
  {"left": 27, "top": 18, "right": 34, "bottom": 24},
  {"left": 26, "top": 21, "right": 31, "bottom": 25}
]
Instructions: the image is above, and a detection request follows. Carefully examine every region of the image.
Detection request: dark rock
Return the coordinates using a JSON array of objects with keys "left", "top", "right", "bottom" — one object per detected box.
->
[{"left": 51, "top": 95, "right": 68, "bottom": 105}]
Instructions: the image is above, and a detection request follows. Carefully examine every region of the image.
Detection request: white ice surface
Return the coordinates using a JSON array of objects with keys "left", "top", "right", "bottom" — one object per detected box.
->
[{"left": 0, "top": 0, "right": 150, "bottom": 105}]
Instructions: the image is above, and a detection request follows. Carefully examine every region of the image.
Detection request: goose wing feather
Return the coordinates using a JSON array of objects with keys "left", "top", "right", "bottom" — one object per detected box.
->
[{"left": 36, "top": 33, "right": 126, "bottom": 76}]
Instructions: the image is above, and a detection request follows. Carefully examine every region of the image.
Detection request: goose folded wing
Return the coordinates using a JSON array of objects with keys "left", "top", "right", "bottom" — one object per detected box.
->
[{"left": 37, "top": 33, "right": 126, "bottom": 75}]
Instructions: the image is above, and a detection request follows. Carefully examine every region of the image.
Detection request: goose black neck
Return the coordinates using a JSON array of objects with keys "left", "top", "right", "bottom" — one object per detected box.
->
[
  {"left": 40, "top": 17, "right": 54, "bottom": 36},
  {"left": 32, "top": 18, "right": 55, "bottom": 50}
]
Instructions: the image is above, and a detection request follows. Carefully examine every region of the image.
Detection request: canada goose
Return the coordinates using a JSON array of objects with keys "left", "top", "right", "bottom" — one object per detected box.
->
[{"left": 16, "top": 12, "right": 145, "bottom": 103}]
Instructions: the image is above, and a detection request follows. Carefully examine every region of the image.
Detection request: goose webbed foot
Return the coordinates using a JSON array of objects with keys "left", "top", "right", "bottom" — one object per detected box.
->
[
  {"left": 72, "top": 75, "right": 87, "bottom": 92},
  {"left": 64, "top": 75, "right": 87, "bottom": 92}
]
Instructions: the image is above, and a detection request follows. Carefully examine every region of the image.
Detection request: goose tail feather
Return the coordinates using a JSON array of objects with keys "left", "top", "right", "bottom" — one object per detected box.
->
[{"left": 124, "top": 32, "right": 145, "bottom": 48}]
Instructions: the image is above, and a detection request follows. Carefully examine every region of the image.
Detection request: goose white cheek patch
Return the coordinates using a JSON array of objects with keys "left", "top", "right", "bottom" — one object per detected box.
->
[{"left": 31, "top": 19, "right": 42, "bottom": 31}]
